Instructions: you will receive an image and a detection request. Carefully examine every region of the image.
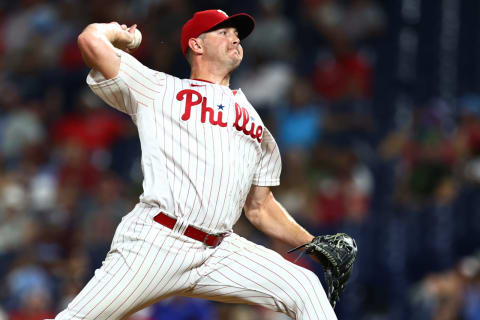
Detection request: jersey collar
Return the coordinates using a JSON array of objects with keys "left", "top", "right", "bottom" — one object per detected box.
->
[
  {"left": 189, "top": 79, "right": 242, "bottom": 95},
  {"left": 191, "top": 78, "right": 215, "bottom": 84}
]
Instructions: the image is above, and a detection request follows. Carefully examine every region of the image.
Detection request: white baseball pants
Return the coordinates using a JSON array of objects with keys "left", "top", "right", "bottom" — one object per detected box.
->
[{"left": 55, "top": 205, "right": 336, "bottom": 320}]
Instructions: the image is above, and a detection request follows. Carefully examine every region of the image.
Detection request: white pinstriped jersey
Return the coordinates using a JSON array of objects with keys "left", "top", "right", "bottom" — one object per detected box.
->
[{"left": 87, "top": 49, "right": 282, "bottom": 234}]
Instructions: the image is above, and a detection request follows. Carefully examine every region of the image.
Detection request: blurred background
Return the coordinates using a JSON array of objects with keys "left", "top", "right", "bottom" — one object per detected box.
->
[{"left": 1, "top": 0, "right": 480, "bottom": 319}]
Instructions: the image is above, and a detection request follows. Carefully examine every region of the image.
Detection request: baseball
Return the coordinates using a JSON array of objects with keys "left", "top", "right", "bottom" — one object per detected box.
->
[{"left": 128, "top": 28, "right": 142, "bottom": 50}]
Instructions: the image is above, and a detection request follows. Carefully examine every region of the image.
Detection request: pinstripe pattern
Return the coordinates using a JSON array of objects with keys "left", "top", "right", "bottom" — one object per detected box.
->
[
  {"left": 54, "top": 50, "right": 336, "bottom": 319},
  {"left": 186, "top": 234, "right": 336, "bottom": 320},
  {"left": 57, "top": 206, "right": 336, "bottom": 320},
  {"left": 87, "top": 49, "right": 281, "bottom": 234}
]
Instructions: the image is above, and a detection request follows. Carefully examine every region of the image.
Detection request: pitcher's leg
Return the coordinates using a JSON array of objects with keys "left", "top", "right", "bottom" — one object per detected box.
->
[
  {"left": 55, "top": 247, "right": 146, "bottom": 320},
  {"left": 188, "top": 235, "right": 337, "bottom": 320},
  {"left": 55, "top": 218, "right": 199, "bottom": 320}
]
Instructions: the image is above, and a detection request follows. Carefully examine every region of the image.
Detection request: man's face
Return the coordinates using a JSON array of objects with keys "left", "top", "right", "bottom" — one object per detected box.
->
[{"left": 201, "top": 27, "right": 243, "bottom": 70}]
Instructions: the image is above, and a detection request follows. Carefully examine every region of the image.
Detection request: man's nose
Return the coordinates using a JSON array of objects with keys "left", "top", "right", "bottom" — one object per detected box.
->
[{"left": 231, "top": 33, "right": 240, "bottom": 44}]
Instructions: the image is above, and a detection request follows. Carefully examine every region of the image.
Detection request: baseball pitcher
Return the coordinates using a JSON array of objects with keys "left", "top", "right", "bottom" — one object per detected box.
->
[{"left": 54, "top": 9, "right": 357, "bottom": 320}]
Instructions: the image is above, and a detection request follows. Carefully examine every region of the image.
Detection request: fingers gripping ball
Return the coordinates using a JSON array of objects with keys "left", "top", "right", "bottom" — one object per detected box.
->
[
  {"left": 128, "top": 28, "right": 142, "bottom": 50},
  {"left": 288, "top": 233, "right": 358, "bottom": 308}
]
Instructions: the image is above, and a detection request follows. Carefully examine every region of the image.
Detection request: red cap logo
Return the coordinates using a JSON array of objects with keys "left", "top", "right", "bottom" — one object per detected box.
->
[{"left": 181, "top": 9, "right": 255, "bottom": 56}]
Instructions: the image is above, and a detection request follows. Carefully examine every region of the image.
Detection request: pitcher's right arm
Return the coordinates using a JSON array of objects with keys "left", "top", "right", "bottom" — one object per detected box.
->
[{"left": 77, "top": 22, "right": 137, "bottom": 79}]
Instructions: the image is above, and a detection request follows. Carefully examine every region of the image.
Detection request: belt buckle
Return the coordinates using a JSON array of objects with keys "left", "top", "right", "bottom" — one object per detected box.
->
[
  {"left": 202, "top": 234, "right": 211, "bottom": 246},
  {"left": 203, "top": 233, "right": 224, "bottom": 247}
]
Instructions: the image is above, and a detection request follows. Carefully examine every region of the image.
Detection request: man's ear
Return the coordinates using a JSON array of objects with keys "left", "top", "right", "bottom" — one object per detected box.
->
[{"left": 188, "top": 37, "right": 204, "bottom": 54}]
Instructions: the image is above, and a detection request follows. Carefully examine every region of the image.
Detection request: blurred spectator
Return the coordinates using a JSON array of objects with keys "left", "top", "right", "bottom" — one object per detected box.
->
[
  {"left": 343, "top": 0, "right": 386, "bottom": 43},
  {"left": 0, "top": 98, "right": 45, "bottom": 164},
  {"left": 55, "top": 249, "right": 90, "bottom": 311},
  {"left": 455, "top": 94, "right": 480, "bottom": 185},
  {"left": 32, "top": 183, "right": 83, "bottom": 268},
  {"left": 129, "top": 297, "right": 219, "bottom": 320},
  {"left": 144, "top": 0, "right": 191, "bottom": 76},
  {"left": 56, "top": 140, "right": 99, "bottom": 191},
  {"left": 308, "top": 33, "right": 375, "bottom": 148},
  {"left": 5, "top": 251, "right": 53, "bottom": 311},
  {"left": 0, "top": 176, "right": 35, "bottom": 285},
  {"left": 150, "top": 297, "right": 217, "bottom": 320},
  {"left": 8, "top": 287, "right": 55, "bottom": 320},
  {"left": 312, "top": 37, "right": 372, "bottom": 102},
  {"left": 0, "top": 177, "right": 33, "bottom": 252},
  {"left": 30, "top": 170, "right": 57, "bottom": 213},
  {"left": 305, "top": 0, "right": 386, "bottom": 45},
  {"left": 380, "top": 100, "right": 458, "bottom": 206},
  {"left": 3, "top": 0, "right": 59, "bottom": 57},
  {"left": 411, "top": 252, "right": 480, "bottom": 320},
  {"left": 244, "top": 0, "right": 294, "bottom": 60},
  {"left": 462, "top": 254, "right": 480, "bottom": 320},
  {"left": 275, "top": 151, "right": 314, "bottom": 225},
  {"left": 232, "top": 55, "right": 294, "bottom": 111},
  {"left": 412, "top": 269, "right": 464, "bottom": 320},
  {"left": 51, "top": 89, "right": 127, "bottom": 153},
  {"left": 274, "top": 77, "right": 323, "bottom": 151},
  {"left": 312, "top": 147, "right": 373, "bottom": 227},
  {"left": 56, "top": 1, "right": 89, "bottom": 72},
  {"left": 81, "top": 173, "right": 130, "bottom": 247},
  {"left": 81, "top": 172, "right": 132, "bottom": 273}
]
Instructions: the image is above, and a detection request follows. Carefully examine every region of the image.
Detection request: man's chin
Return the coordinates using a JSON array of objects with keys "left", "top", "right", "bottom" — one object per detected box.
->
[
  {"left": 231, "top": 55, "right": 242, "bottom": 68},
  {"left": 224, "top": 58, "right": 241, "bottom": 73},
  {"left": 233, "top": 58, "right": 242, "bottom": 68}
]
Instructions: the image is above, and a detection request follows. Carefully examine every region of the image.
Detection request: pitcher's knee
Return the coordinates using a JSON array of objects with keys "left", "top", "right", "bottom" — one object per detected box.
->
[
  {"left": 287, "top": 268, "right": 329, "bottom": 318},
  {"left": 296, "top": 268, "right": 322, "bottom": 299}
]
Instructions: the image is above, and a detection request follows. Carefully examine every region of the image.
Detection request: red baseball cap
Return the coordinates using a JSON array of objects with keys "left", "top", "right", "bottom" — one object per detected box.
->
[{"left": 181, "top": 9, "right": 255, "bottom": 56}]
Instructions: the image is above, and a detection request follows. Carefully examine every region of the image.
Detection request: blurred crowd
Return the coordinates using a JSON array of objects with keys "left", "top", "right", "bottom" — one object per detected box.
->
[{"left": 0, "top": 0, "right": 480, "bottom": 319}]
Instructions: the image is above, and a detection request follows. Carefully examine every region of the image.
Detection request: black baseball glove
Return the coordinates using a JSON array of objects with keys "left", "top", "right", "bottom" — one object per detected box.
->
[{"left": 288, "top": 233, "right": 358, "bottom": 308}]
